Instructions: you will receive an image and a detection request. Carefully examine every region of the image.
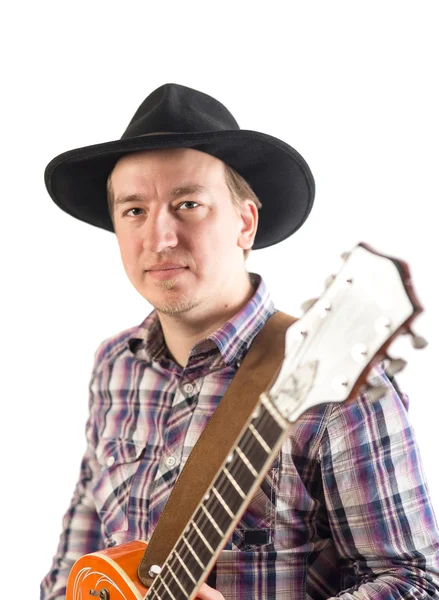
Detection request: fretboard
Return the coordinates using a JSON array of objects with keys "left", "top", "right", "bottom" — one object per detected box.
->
[{"left": 145, "top": 394, "right": 288, "bottom": 600}]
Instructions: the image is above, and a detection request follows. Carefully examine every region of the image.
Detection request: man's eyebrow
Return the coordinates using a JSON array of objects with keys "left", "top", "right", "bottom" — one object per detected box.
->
[
  {"left": 170, "top": 184, "right": 206, "bottom": 198},
  {"left": 114, "top": 184, "right": 206, "bottom": 207},
  {"left": 114, "top": 194, "right": 144, "bottom": 207}
]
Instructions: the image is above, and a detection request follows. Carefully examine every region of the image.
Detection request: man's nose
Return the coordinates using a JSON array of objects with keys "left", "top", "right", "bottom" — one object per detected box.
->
[{"left": 141, "top": 208, "right": 178, "bottom": 253}]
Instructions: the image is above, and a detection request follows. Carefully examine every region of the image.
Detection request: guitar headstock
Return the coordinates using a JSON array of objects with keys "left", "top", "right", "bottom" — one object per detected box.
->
[{"left": 269, "top": 242, "right": 427, "bottom": 422}]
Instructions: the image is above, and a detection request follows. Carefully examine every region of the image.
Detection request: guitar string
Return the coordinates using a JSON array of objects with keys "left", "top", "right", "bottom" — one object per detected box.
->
[
  {"left": 151, "top": 281, "right": 365, "bottom": 598},
  {"left": 149, "top": 403, "right": 276, "bottom": 598},
  {"left": 149, "top": 315, "right": 319, "bottom": 598},
  {"left": 149, "top": 404, "right": 274, "bottom": 597},
  {"left": 149, "top": 416, "right": 272, "bottom": 600}
]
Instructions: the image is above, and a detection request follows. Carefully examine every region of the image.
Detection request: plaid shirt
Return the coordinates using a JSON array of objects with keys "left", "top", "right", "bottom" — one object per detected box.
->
[{"left": 41, "top": 275, "right": 439, "bottom": 600}]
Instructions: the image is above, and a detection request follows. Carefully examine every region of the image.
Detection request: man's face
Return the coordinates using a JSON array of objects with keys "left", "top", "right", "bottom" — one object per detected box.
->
[{"left": 111, "top": 148, "right": 257, "bottom": 316}]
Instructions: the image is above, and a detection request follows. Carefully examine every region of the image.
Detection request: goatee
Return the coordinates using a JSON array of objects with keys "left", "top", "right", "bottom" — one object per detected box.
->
[{"left": 154, "top": 296, "right": 202, "bottom": 316}]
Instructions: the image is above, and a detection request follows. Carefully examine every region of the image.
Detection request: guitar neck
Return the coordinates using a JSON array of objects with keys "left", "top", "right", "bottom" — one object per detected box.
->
[{"left": 146, "top": 394, "right": 289, "bottom": 600}]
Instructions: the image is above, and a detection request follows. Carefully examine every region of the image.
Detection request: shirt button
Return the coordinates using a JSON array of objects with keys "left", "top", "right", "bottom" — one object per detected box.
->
[
  {"left": 183, "top": 383, "right": 194, "bottom": 395},
  {"left": 106, "top": 456, "right": 115, "bottom": 467},
  {"left": 165, "top": 456, "right": 177, "bottom": 468}
]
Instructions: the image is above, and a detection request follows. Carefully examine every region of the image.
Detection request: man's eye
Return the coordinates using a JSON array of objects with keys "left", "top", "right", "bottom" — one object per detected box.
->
[
  {"left": 178, "top": 201, "right": 199, "bottom": 210},
  {"left": 124, "top": 207, "right": 144, "bottom": 217}
]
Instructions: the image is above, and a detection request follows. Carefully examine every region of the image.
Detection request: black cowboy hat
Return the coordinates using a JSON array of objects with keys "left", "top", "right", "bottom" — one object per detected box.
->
[{"left": 44, "top": 83, "right": 315, "bottom": 249}]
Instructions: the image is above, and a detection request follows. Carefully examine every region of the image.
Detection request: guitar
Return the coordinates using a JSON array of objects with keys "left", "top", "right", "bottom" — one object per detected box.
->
[{"left": 66, "top": 242, "right": 427, "bottom": 600}]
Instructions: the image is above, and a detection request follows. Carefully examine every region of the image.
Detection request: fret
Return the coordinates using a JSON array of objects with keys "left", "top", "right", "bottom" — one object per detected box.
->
[
  {"left": 216, "top": 471, "right": 246, "bottom": 513},
  {"left": 237, "top": 431, "right": 269, "bottom": 472},
  {"left": 183, "top": 524, "right": 218, "bottom": 575},
  {"left": 182, "top": 535, "right": 206, "bottom": 570},
  {"left": 174, "top": 550, "right": 197, "bottom": 583},
  {"left": 166, "top": 555, "right": 194, "bottom": 598},
  {"left": 147, "top": 589, "right": 161, "bottom": 599},
  {"left": 184, "top": 521, "right": 215, "bottom": 567},
  {"left": 227, "top": 450, "right": 257, "bottom": 494},
  {"left": 224, "top": 467, "right": 246, "bottom": 498},
  {"left": 253, "top": 403, "right": 285, "bottom": 447},
  {"left": 212, "top": 486, "right": 234, "bottom": 518},
  {"left": 192, "top": 521, "right": 214, "bottom": 553},
  {"left": 248, "top": 422, "right": 271, "bottom": 453},
  {"left": 204, "top": 489, "right": 233, "bottom": 533},
  {"left": 167, "top": 563, "right": 190, "bottom": 596},
  {"left": 192, "top": 505, "right": 223, "bottom": 550},
  {"left": 236, "top": 446, "right": 258, "bottom": 478},
  {"left": 200, "top": 503, "right": 225, "bottom": 536},
  {"left": 158, "top": 577, "right": 178, "bottom": 600}
]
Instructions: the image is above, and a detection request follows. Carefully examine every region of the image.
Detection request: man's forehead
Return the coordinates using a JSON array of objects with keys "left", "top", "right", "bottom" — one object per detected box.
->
[
  {"left": 113, "top": 146, "right": 222, "bottom": 170},
  {"left": 110, "top": 148, "right": 227, "bottom": 194},
  {"left": 113, "top": 183, "right": 208, "bottom": 207}
]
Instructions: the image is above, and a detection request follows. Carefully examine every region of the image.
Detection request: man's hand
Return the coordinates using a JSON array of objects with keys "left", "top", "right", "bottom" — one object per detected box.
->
[{"left": 196, "top": 582, "right": 225, "bottom": 600}]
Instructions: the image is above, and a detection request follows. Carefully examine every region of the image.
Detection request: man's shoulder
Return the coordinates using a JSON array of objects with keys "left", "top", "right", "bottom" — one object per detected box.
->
[{"left": 92, "top": 318, "right": 150, "bottom": 371}]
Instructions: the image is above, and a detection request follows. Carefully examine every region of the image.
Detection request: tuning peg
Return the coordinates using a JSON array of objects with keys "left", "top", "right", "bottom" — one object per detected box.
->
[
  {"left": 324, "top": 274, "right": 336, "bottom": 289},
  {"left": 386, "top": 358, "right": 407, "bottom": 377},
  {"left": 367, "top": 385, "right": 388, "bottom": 402},
  {"left": 410, "top": 333, "right": 428, "bottom": 350},
  {"left": 300, "top": 298, "right": 318, "bottom": 312}
]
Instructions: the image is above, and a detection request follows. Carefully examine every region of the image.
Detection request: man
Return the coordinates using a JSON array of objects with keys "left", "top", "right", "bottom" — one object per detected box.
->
[{"left": 41, "top": 83, "right": 439, "bottom": 600}]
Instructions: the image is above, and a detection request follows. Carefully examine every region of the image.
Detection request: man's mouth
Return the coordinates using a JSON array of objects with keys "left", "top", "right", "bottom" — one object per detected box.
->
[
  {"left": 146, "top": 264, "right": 188, "bottom": 280},
  {"left": 148, "top": 263, "right": 187, "bottom": 271}
]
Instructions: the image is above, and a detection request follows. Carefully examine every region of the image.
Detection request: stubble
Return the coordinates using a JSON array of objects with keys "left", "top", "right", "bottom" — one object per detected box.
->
[{"left": 149, "top": 279, "right": 202, "bottom": 316}]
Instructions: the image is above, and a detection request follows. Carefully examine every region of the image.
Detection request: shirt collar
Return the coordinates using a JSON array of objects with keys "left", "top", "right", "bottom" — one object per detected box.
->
[
  {"left": 127, "top": 273, "right": 275, "bottom": 370},
  {"left": 206, "top": 274, "right": 275, "bottom": 366}
]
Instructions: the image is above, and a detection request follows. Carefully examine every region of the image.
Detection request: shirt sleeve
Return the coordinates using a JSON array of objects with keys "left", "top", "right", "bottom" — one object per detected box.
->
[
  {"left": 319, "top": 366, "right": 439, "bottom": 600},
  {"left": 40, "top": 373, "right": 104, "bottom": 600}
]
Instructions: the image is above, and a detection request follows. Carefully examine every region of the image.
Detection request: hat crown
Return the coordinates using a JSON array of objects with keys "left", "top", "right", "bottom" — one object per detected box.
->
[
  {"left": 45, "top": 82, "right": 315, "bottom": 249},
  {"left": 121, "top": 83, "right": 240, "bottom": 139}
]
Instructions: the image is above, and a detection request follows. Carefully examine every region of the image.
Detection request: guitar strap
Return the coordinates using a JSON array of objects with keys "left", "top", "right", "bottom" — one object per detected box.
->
[{"left": 138, "top": 310, "right": 296, "bottom": 586}]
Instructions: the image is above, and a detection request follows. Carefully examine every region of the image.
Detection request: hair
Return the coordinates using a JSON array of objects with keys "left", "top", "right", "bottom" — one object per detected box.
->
[{"left": 106, "top": 157, "right": 262, "bottom": 259}]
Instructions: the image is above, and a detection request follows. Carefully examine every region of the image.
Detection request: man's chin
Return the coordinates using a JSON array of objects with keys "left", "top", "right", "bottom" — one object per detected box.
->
[{"left": 149, "top": 295, "right": 201, "bottom": 317}]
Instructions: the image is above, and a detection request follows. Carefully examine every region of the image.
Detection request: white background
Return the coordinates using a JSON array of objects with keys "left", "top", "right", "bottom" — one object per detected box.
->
[{"left": 1, "top": 1, "right": 438, "bottom": 597}]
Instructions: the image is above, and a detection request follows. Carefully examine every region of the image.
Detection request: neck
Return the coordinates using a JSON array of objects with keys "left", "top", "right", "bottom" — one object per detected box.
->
[{"left": 157, "top": 274, "right": 255, "bottom": 367}]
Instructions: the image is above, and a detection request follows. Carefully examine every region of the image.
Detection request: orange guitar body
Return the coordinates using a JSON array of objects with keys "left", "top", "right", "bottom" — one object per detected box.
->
[{"left": 66, "top": 540, "right": 150, "bottom": 600}]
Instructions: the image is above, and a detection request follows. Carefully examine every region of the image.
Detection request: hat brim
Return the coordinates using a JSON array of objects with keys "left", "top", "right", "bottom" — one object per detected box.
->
[{"left": 44, "top": 130, "right": 315, "bottom": 250}]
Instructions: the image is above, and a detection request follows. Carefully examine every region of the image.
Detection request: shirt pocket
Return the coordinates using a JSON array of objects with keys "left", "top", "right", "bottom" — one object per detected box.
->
[
  {"left": 93, "top": 437, "right": 145, "bottom": 539},
  {"left": 227, "top": 462, "right": 278, "bottom": 552},
  {"left": 215, "top": 548, "right": 305, "bottom": 600}
]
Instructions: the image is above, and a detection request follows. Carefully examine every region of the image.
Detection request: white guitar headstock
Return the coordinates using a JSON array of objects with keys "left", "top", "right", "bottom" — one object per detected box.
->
[{"left": 269, "top": 242, "right": 426, "bottom": 422}]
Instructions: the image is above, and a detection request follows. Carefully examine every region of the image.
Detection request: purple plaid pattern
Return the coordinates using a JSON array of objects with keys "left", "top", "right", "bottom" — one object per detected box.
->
[{"left": 41, "top": 276, "right": 439, "bottom": 600}]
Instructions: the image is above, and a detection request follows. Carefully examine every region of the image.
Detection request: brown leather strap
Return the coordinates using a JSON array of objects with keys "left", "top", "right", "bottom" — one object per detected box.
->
[{"left": 138, "top": 311, "right": 296, "bottom": 585}]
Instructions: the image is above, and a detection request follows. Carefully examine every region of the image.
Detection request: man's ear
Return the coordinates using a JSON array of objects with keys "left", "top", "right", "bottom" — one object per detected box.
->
[{"left": 237, "top": 200, "right": 259, "bottom": 250}]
